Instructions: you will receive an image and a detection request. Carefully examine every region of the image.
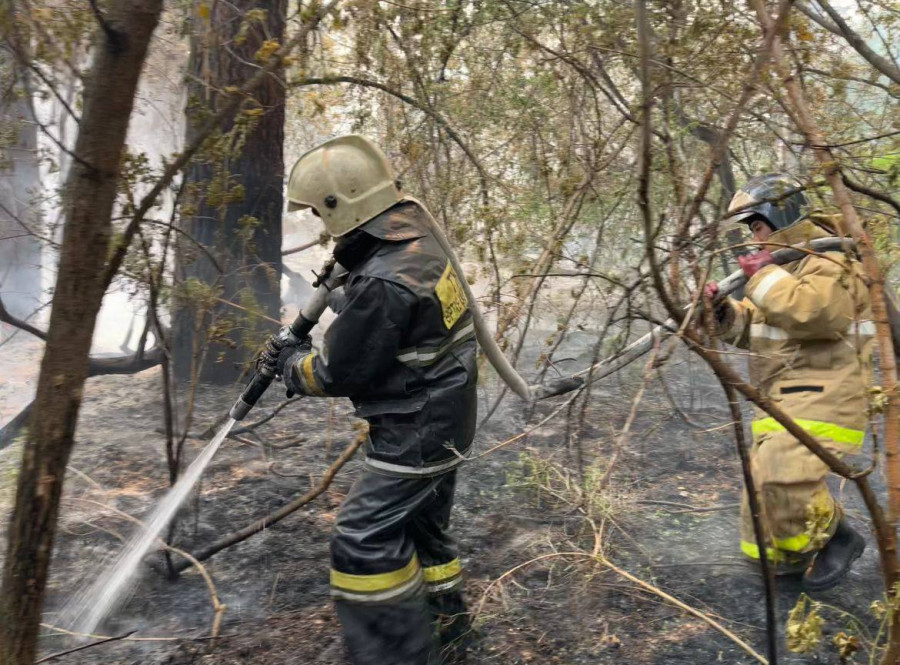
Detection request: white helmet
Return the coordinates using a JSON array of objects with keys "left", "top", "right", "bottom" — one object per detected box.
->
[{"left": 286, "top": 134, "right": 402, "bottom": 237}]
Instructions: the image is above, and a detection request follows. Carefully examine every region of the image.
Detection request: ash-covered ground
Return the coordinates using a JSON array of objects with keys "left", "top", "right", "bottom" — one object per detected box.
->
[{"left": 0, "top": 327, "right": 888, "bottom": 665}]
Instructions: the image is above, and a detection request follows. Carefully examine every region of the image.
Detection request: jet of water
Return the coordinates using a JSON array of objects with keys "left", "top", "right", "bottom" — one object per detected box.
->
[{"left": 59, "top": 417, "right": 237, "bottom": 637}]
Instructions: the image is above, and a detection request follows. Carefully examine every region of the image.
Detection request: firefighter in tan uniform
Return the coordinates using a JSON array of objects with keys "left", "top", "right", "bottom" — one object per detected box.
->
[
  {"left": 262, "top": 136, "right": 476, "bottom": 663},
  {"left": 705, "top": 173, "right": 873, "bottom": 591}
]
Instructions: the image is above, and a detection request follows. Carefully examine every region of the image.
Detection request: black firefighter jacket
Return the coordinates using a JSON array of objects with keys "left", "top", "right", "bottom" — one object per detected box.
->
[{"left": 290, "top": 200, "right": 478, "bottom": 477}]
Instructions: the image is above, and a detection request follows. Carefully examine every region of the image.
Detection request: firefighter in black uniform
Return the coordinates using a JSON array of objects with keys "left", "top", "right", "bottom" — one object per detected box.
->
[{"left": 261, "top": 135, "right": 476, "bottom": 664}]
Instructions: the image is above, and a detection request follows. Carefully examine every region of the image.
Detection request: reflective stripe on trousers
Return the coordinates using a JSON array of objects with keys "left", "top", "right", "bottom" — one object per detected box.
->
[
  {"left": 741, "top": 540, "right": 810, "bottom": 563},
  {"left": 331, "top": 554, "right": 425, "bottom": 603},
  {"left": 423, "top": 557, "right": 463, "bottom": 594},
  {"left": 751, "top": 417, "right": 865, "bottom": 447},
  {"left": 330, "top": 555, "right": 464, "bottom": 601},
  {"left": 364, "top": 445, "right": 471, "bottom": 477}
]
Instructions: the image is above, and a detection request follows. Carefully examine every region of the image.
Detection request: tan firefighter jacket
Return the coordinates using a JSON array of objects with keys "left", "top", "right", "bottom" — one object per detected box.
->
[{"left": 716, "top": 217, "right": 875, "bottom": 448}]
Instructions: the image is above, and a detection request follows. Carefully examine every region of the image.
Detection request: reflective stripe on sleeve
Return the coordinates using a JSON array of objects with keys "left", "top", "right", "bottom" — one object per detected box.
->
[
  {"left": 750, "top": 319, "right": 877, "bottom": 341},
  {"left": 395, "top": 322, "right": 475, "bottom": 367},
  {"left": 748, "top": 266, "right": 790, "bottom": 307},
  {"left": 299, "top": 353, "right": 326, "bottom": 396},
  {"left": 750, "top": 323, "right": 790, "bottom": 340},
  {"left": 330, "top": 555, "right": 423, "bottom": 602},
  {"left": 751, "top": 417, "right": 865, "bottom": 447}
]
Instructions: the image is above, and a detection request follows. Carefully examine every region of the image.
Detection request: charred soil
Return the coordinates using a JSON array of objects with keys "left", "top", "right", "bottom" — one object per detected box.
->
[{"left": 0, "top": 339, "right": 887, "bottom": 665}]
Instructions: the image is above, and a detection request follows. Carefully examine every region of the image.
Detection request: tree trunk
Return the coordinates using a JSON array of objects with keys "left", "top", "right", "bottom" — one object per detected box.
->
[
  {"left": 0, "top": 53, "right": 42, "bottom": 321},
  {"left": 0, "top": 2, "right": 163, "bottom": 663},
  {"left": 173, "top": 0, "right": 286, "bottom": 384}
]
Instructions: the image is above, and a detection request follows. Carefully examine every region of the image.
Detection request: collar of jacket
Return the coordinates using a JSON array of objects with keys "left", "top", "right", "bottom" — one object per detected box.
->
[
  {"left": 333, "top": 228, "right": 379, "bottom": 269},
  {"left": 768, "top": 216, "right": 834, "bottom": 246},
  {"left": 358, "top": 199, "right": 427, "bottom": 242},
  {"left": 767, "top": 216, "right": 846, "bottom": 274}
]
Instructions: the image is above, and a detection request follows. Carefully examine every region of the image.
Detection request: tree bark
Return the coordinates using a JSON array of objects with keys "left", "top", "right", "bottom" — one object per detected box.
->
[
  {"left": 0, "top": 2, "right": 163, "bottom": 663},
  {"left": 173, "top": 0, "right": 287, "bottom": 384}
]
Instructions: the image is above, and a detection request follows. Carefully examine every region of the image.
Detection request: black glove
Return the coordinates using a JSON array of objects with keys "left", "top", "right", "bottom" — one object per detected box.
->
[
  {"left": 276, "top": 337, "right": 312, "bottom": 380},
  {"left": 257, "top": 326, "right": 307, "bottom": 376}
]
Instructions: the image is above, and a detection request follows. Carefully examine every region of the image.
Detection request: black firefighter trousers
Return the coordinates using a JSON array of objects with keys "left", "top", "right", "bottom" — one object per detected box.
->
[{"left": 330, "top": 469, "right": 469, "bottom": 665}]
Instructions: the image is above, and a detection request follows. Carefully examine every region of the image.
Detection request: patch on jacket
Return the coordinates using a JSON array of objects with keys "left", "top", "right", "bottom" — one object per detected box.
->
[{"left": 435, "top": 260, "right": 468, "bottom": 329}]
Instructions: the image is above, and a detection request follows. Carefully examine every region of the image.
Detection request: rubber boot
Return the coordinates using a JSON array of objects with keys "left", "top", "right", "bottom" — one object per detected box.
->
[
  {"left": 804, "top": 519, "right": 866, "bottom": 592},
  {"left": 335, "top": 595, "right": 437, "bottom": 665},
  {"left": 767, "top": 556, "right": 812, "bottom": 577},
  {"left": 428, "top": 590, "right": 471, "bottom": 664}
]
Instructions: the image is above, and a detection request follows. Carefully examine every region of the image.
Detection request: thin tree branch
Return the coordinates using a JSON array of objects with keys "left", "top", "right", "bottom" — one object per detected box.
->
[
  {"left": 798, "top": 1, "right": 900, "bottom": 86},
  {"left": 0, "top": 293, "right": 47, "bottom": 340},
  {"left": 842, "top": 173, "right": 900, "bottom": 218},
  {"left": 291, "top": 75, "right": 490, "bottom": 207},
  {"left": 34, "top": 631, "right": 136, "bottom": 663}
]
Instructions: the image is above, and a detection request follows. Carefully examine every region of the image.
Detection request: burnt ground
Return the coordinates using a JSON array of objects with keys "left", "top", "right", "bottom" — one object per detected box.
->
[{"left": 0, "top": 330, "right": 889, "bottom": 665}]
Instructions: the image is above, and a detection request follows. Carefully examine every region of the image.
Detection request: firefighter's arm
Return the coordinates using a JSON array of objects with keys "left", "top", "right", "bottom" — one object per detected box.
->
[
  {"left": 744, "top": 254, "right": 858, "bottom": 339},
  {"left": 285, "top": 276, "right": 413, "bottom": 398}
]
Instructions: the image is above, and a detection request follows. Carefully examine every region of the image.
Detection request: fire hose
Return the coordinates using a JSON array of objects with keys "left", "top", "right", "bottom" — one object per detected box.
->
[
  {"left": 228, "top": 260, "right": 348, "bottom": 421},
  {"left": 229, "top": 218, "right": 899, "bottom": 422}
]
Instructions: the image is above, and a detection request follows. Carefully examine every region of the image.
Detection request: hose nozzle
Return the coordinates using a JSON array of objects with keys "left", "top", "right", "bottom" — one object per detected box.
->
[{"left": 229, "top": 366, "right": 275, "bottom": 421}]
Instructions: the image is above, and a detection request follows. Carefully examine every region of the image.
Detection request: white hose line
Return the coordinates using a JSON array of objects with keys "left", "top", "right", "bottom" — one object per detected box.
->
[
  {"left": 395, "top": 204, "right": 860, "bottom": 402},
  {"left": 407, "top": 198, "right": 535, "bottom": 402}
]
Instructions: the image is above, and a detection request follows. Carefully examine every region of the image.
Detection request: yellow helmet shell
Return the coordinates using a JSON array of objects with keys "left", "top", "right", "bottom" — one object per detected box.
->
[{"left": 286, "top": 135, "right": 402, "bottom": 237}]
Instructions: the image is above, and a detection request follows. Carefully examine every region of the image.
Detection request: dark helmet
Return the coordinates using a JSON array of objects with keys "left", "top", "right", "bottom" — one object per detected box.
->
[{"left": 727, "top": 173, "right": 809, "bottom": 231}]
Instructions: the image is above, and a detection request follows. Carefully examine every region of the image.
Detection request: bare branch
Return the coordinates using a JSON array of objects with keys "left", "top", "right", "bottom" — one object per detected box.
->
[
  {"left": 798, "top": 1, "right": 900, "bottom": 86},
  {"left": 34, "top": 631, "right": 136, "bottom": 664},
  {"left": 0, "top": 293, "right": 47, "bottom": 340},
  {"left": 171, "top": 428, "right": 366, "bottom": 574},
  {"left": 291, "top": 75, "right": 490, "bottom": 207}
]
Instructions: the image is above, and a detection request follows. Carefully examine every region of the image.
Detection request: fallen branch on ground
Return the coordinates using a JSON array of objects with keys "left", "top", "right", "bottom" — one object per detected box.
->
[
  {"left": 39, "top": 624, "right": 230, "bottom": 643},
  {"left": 171, "top": 427, "right": 367, "bottom": 574},
  {"left": 0, "top": 348, "right": 165, "bottom": 449},
  {"left": 636, "top": 500, "right": 741, "bottom": 513},
  {"left": 34, "top": 631, "right": 135, "bottom": 663}
]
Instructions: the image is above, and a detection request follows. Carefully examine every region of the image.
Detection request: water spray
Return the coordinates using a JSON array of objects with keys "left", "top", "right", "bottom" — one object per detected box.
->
[{"left": 59, "top": 257, "right": 348, "bottom": 636}]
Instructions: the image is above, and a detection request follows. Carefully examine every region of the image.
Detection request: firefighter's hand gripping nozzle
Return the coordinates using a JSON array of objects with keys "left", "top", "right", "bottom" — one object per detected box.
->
[{"left": 228, "top": 259, "right": 348, "bottom": 421}]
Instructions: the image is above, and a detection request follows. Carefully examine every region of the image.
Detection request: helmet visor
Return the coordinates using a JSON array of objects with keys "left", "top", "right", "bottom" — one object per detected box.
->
[{"left": 287, "top": 200, "right": 311, "bottom": 213}]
